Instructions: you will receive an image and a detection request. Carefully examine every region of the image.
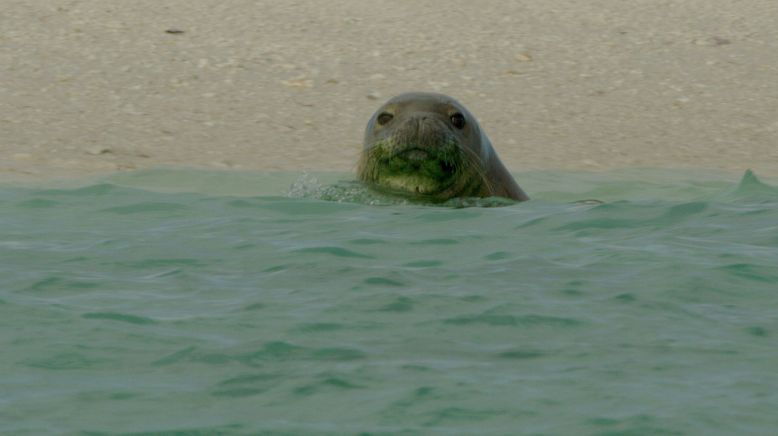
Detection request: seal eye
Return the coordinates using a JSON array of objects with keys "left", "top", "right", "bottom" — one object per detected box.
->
[
  {"left": 450, "top": 113, "right": 466, "bottom": 129},
  {"left": 376, "top": 112, "right": 393, "bottom": 126}
]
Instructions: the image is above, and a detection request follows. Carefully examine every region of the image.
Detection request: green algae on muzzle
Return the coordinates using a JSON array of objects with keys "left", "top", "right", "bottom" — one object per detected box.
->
[{"left": 360, "top": 141, "right": 463, "bottom": 199}]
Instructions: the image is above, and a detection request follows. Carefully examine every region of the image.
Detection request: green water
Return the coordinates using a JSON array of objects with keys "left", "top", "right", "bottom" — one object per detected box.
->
[{"left": 1, "top": 169, "right": 777, "bottom": 435}]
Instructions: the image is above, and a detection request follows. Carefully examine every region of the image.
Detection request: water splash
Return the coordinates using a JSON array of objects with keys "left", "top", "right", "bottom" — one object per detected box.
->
[
  {"left": 287, "top": 172, "right": 405, "bottom": 205},
  {"left": 286, "top": 172, "right": 522, "bottom": 207},
  {"left": 286, "top": 171, "right": 323, "bottom": 199}
]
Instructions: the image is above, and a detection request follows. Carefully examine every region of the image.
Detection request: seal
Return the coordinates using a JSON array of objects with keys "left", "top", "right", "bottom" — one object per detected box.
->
[{"left": 357, "top": 92, "right": 529, "bottom": 202}]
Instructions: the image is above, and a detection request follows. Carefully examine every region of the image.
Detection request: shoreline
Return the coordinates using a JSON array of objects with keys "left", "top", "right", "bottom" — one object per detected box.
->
[{"left": 1, "top": 165, "right": 767, "bottom": 193}]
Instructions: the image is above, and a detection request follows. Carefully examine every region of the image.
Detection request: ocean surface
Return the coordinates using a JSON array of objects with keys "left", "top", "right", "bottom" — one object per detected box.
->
[{"left": 1, "top": 169, "right": 777, "bottom": 435}]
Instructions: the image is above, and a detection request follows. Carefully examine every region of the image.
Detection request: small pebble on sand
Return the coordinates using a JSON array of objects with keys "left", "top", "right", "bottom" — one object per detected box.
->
[{"left": 85, "top": 146, "right": 112, "bottom": 156}]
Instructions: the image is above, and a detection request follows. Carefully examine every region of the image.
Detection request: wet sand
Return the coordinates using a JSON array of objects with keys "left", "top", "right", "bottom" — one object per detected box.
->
[{"left": 2, "top": 0, "right": 777, "bottom": 180}]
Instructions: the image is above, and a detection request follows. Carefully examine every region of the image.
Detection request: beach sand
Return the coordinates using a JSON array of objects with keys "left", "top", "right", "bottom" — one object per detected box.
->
[{"left": 2, "top": 0, "right": 777, "bottom": 181}]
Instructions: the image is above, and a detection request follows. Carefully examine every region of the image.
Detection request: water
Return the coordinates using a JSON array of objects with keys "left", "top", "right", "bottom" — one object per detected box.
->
[{"left": 1, "top": 169, "right": 777, "bottom": 435}]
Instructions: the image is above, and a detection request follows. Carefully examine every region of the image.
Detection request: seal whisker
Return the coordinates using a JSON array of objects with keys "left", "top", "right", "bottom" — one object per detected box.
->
[{"left": 449, "top": 143, "right": 489, "bottom": 195}]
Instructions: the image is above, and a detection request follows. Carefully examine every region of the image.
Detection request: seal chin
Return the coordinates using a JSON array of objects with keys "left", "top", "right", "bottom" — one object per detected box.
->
[{"left": 375, "top": 173, "right": 450, "bottom": 196}]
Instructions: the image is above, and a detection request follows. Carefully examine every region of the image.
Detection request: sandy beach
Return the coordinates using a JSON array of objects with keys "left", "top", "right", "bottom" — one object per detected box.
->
[{"left": 2, "top": 0, "right": 777, "bottom": 181}]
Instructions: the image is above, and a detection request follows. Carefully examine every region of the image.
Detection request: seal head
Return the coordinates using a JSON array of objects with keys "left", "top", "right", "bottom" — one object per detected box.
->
[{"left": 357, "top": 92, "right": 528, "bottom": 202}]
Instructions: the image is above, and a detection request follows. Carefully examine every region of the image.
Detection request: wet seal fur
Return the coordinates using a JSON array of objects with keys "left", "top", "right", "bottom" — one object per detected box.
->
[{"left": 357, "top": 92, "right": 529, "bottom": 202}]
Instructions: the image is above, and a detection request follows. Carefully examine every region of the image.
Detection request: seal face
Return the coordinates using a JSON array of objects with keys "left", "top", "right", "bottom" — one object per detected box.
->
[{"left": 357, "top": 92, "right": 529, "bottom": 202}]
